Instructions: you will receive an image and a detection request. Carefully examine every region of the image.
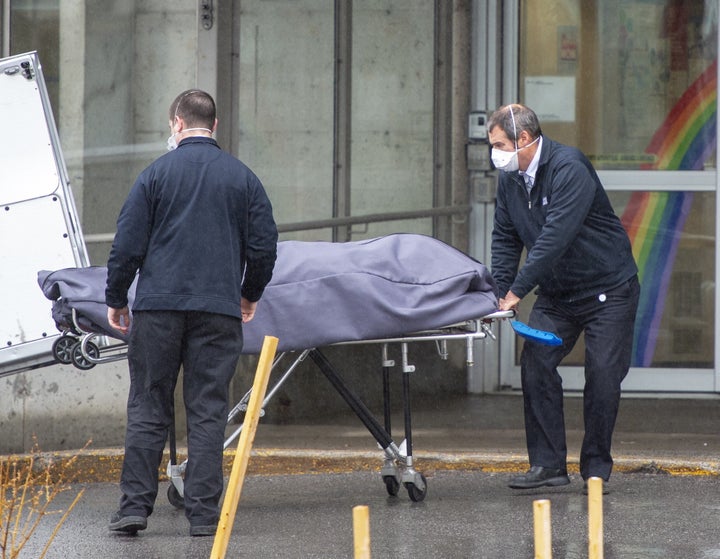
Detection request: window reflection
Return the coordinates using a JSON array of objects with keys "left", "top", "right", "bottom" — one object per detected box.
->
[
  {"left": 515, "top": 191, "right": 715, "bottom": 368},
  {"left": 518, "top": 0, "right": 717, "bottom": 369},
  {"left": 619, "top": 191, "right": 714, "bottom": 367},
  {"left": 520, "top": 0, "right": 717, "bottom": 170},
  {"left": 9, "top": 0, "right": 60, "bottom": 117}
]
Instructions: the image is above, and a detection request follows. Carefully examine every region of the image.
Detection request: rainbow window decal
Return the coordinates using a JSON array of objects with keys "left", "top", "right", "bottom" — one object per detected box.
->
[{"left": 620, "top": 60, "right": 716, "bottom": 367}]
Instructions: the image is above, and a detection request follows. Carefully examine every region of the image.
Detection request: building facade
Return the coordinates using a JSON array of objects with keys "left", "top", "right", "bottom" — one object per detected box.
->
[{"left": 0, "top": 0, "right": 717, "bottom": 451}]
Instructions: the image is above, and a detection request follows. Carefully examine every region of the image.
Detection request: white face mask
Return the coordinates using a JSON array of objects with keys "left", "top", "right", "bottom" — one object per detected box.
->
[
  {"left": 491, "top": 104, "right": 540, "bottom": 172},
  {"left": 491, "top": 147, "right": 520, "bottom": 171},
  {"left": 166, "top": 127, "right": 213, "bottom": 151},
  {"left": 166, "top": 131, "right": 178, "bottom": 151},
  {"left": 491, "top": 136, "right": 539, "bottom": 172}
]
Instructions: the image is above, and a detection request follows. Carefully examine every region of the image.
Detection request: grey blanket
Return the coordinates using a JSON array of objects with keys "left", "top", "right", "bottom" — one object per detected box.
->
[{"left": 39, "top": 234, "right": 498, "bottom": 354}]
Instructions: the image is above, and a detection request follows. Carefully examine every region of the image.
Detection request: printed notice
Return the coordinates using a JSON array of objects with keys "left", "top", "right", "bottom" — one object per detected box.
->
[{"left": 524, "top": 76, "right": 576, "bottom": 122}]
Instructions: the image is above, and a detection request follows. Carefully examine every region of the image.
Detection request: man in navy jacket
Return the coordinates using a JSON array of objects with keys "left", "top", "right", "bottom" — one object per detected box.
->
[
  {"left": 489, "top": 104, "right": 639, "bottom": 490},
  {"left": 106, "top": 90, "right": 277, "bottom": 536}
]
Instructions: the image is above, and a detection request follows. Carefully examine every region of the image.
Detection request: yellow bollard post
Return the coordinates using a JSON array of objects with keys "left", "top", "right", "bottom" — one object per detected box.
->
[
  {"left": 533, "top": 499, "right": 552, "bottom": 559},
  {"left": 210, "top": 335, "right": 279, "bottom": 559},
  {"left": 588, "top": 476, "right": 604, "bottom": 559},
  {"left": 353, "top": 505, "right": 371, "bottom": 559}
]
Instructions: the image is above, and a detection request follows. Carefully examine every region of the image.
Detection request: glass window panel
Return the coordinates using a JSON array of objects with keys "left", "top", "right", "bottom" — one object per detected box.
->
[
  {"left": 517, "top": 0, "right": 717, "bottom": 372},
  {"left": 350, "top": 0, "right": 434, "bottom": 238},
  {"left": 9, "top": 1, "right": 200, "bottom": 264},
  {"left": 520, "top": 0, "right": 717, "bottom": 171},
  {"left": 516, "top": 191, "right": 716, "bottom": 368},
  {"left": 621, "top": 190, "right": 715, "bottom": 367},
  {"left": 235, "top": 1, "right": 334, "bottom": 241},
  {"left": 9, "top": 0, "right": 60, "bottom": 116}
]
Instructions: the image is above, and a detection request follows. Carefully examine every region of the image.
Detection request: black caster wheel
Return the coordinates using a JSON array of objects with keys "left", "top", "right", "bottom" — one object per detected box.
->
[
  {"left": 167, "top": 483, "right": 184, "bottom": 509},
  {"left": 383, "top": 475, "right": 400, "bottom": 497},
  {"left": 52, "top": 335, "right": 77, "bottom": 364},
  {"left": 71, "top": 341, "right": 98, "bottom": 370},
  {"left": 405, "top": 473, "right": 427, "bottom": 502}
]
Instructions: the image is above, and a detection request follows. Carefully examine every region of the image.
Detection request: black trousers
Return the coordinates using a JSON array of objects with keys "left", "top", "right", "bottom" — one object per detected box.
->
[
  {"left": 118, "top": 310, "right": 243, "bottom": 526},
  {"left": 520, "top": 275, "right": 640, "bottom": 481}
]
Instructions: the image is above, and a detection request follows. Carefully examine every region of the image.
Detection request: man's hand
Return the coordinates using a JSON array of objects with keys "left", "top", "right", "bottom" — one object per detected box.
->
[
  {"left": 241, "top": 298, "right": 258, "bottom": 323},
  {"left": 107, "top": 306, "right": 131, "bottom": 335},
  {"left": 499, "top": 290, "right": 521, "bottom": 312}
]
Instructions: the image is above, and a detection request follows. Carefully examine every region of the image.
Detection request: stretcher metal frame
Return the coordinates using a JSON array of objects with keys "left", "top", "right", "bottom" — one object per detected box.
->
[{"left": 55, "top": 309, "right": 512, "bottom": 503}]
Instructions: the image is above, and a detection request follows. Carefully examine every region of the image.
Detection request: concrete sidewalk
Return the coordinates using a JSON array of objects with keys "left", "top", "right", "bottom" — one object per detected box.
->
[
  {"left": 17, "top": 472, "right": 720, "bottom": 558},
  {"left": 21, "top": 393, "right": 720, "bottom": 482},
  {"left": 7, "top": 394, "right": 720, "bottom": 559}
]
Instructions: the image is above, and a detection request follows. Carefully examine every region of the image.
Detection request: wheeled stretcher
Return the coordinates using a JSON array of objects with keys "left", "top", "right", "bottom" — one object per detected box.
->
[{"left": 39, "top": 233, "right": 507, "bottom": 502}]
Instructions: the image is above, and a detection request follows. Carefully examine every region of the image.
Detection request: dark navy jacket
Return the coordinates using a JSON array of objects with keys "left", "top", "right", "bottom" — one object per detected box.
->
[
  {"left": 106, "top": 136, "right": 278, "bottom": 318},
  {"left": 491, "top": 137, "right": 637, "bottom": 302}
]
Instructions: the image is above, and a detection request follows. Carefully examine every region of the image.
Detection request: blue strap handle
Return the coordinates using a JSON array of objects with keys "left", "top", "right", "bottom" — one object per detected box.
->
[{"left": 510, "top": 320, "right": 563, "bottom": 346}]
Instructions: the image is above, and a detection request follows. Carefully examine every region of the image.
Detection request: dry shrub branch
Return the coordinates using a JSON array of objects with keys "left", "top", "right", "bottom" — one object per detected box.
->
[{"left": 0, "top": 442, "right": 87, "bottom": 559}]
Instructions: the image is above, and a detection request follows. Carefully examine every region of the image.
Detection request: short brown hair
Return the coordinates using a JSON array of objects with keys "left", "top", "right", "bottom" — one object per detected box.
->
[
  {"left": 487, "top": 104, "right": 542, "bottom": 141},
  {"left": 169, "top": 89, "right": 216, "bottom": 129}
]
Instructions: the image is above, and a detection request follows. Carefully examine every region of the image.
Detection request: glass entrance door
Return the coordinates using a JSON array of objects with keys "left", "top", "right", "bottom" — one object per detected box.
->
[
  {"left": 2, "top": 0, "right": 210, "bottom": 265},
  {"left": 502, "top": 0, "right": 718, "bottom": 392}
]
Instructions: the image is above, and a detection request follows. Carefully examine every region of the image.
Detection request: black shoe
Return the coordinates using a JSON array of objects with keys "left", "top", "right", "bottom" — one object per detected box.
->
[
  {"left": 190, "top": 524, "right": 217, "bottom": 537},
  {"left": 109, "top": 511, "right": 147, "bottom": 534},
  {"left": 583, "top": 480, "right": 610, "bottom": 495},
  {"left": 508, "top": 466, "right": 570, "bottom": 489}
]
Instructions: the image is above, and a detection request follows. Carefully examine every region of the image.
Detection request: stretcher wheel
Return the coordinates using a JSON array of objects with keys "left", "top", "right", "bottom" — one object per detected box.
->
[
  {"left": 71, "top": 341, "right": 99, "bottom": 370},
  {"left": 167, "top": 484, "right": 184, "bottom": 509},
  {"left": 383, "top": 475, "right": 400, "bottom": 496},
  {"left": 52, "top": 335, "right": 77, "bottom": 364},
  {"left": 405, "top": 473, "right": 427, "bottom": 502}
]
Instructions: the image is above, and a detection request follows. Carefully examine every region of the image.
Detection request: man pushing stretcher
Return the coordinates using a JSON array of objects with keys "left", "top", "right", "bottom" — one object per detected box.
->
[{"left": 488, "top": 103, "right": 640, "bottom": 492}]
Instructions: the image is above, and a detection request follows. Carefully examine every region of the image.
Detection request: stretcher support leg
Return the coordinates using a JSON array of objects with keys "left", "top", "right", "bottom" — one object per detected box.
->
[
  {"left": 169, "top": 401, "right": 177, "bottom": 464},
  {"left": 223, "top": 350, "right": 310, "bottom": 451},
  {"left": 401, "top": 342, "right": 414, "bottom": 464},
  {"left": 166, "top": 398, "right": 185, "bottom": 507},
  {"left": 399, "top": 342, "right": 426, "bottom": 501},
  {"left": 309, "top": 349, "right": 397, "bottom": 453},
  {"left": 380, "top": 344, "right": 401, "bottom": 495},
  {"left": 381, "top": 344, "right": 394, "bottom": 437},
  {"left": 309, "top": 347, "right": 426, "bottom": 502},
  {"left": 166, "top": 350, "right": 309, "bottom": 510}
]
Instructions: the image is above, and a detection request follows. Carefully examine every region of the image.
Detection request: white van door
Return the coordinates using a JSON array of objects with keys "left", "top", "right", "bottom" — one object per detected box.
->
[{"left": 0, "top": 51, "right": 89, "bottom": 376}]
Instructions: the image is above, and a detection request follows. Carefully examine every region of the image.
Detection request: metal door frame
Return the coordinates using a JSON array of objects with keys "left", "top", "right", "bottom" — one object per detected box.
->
[{"left": 472, "top": 0, "right": 720, "bottom": 394}]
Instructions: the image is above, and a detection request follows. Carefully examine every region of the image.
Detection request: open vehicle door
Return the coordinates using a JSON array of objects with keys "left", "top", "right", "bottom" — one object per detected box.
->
[{"left": 0, "top": 51, "right": 89, "bottom": 377}]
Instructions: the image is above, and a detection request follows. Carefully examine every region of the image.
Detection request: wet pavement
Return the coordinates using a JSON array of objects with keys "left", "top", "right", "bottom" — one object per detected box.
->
[
  {"left": 6, "top": 394, "right": 720, "bottom": 558},
  {"left": 16, "top": 472, "right": 720, "bottom": 558}
]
